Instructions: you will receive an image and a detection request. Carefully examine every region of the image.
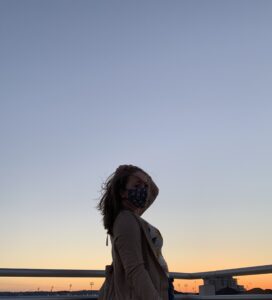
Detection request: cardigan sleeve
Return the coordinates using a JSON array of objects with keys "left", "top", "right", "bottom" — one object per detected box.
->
[{"left": 113, "top": 210, "right": 162, "bottom": 300}]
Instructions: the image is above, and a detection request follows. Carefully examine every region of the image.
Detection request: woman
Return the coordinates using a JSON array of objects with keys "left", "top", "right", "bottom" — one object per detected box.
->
[{"left": 97, "top": 164, "right": 175, "bottom": 300}]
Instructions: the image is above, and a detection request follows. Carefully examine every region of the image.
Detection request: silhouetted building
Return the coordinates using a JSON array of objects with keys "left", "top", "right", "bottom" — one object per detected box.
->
[{"left": 199, "top": 276, "right": 245, "bottom": 295}]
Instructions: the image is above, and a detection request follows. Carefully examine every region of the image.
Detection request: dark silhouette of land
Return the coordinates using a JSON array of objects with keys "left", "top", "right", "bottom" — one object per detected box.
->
[{"left": 1, "top": 287, "right": 272, "bottom": 297}]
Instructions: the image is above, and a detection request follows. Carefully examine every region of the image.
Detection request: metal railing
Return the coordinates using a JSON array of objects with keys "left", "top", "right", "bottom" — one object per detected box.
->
[{"left": 0, "top": 264, "right": 272, "bottom": 299}]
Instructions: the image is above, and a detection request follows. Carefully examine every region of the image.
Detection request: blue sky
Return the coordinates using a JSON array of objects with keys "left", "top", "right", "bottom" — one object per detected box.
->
[{"left": 0, "top": 0, "right": 272, "bottom": 290}]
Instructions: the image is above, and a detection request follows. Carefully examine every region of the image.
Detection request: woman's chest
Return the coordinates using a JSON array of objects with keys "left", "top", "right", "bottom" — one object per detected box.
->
[{"left": 146, "top": 222, "right": 164, "bottom": 249}]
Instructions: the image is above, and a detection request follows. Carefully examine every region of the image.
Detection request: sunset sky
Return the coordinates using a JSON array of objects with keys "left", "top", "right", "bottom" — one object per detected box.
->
[{"left": 1, "top": 0, "right": 272, "bottom": 292}]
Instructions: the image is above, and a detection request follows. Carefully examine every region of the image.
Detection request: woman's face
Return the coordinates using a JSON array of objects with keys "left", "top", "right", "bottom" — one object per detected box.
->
[{"left": 120, "top": 171, "right": 150, "bottom": 215}]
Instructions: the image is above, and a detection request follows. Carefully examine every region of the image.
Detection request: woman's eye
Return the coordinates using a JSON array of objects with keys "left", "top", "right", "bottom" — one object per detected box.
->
[{"left": 135, "top": 183, "right": 148, "bottom": 188}]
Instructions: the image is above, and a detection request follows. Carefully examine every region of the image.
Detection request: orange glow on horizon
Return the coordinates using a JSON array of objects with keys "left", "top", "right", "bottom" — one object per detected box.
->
[{"left": 1, "top": 274, "right": 271, "bottom": 293}]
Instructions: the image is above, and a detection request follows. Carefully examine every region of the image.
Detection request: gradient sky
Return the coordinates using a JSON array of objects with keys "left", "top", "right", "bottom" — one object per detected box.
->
[{"left": 1, "top": 0, "right": 272, "bottom": 292}]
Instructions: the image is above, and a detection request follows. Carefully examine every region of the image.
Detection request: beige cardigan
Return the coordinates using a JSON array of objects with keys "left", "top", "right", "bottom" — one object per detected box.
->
[{"left": 99, "top": 209, "right": 169, "bottom": 300}]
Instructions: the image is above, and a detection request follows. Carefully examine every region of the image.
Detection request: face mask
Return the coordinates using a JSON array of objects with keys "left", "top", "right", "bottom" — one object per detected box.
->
[{"left": 127, "top": 186, "right": 148, "bottom": 208}]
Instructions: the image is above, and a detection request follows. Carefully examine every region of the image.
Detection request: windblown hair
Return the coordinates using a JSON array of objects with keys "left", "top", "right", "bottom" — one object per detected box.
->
[{"left": 96, "top": 164, "right": 147, "bottom": 236}]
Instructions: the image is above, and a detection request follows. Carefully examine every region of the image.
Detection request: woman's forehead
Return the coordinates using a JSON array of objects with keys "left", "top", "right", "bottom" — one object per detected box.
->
[{"left": 129, "top": 171, "right": 148, "bottom": 184}]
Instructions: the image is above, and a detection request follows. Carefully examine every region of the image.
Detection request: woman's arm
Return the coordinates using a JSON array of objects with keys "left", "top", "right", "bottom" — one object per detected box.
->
[
  {"left": 148, "top": 175, "right": 159, "bottom": 201},
  {"left": 113, "top": 210, "right": 162, "bottom": 300}
]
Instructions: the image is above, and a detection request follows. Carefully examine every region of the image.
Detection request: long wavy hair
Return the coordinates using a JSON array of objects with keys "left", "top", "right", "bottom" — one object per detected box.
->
[{"left": 96, "top": 164, "right": 147, "bottom": 236}]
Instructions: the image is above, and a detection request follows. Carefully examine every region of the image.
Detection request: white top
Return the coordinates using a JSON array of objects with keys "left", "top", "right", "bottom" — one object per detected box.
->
[{"left": 144, "top": 220, "right": 169, "bottom": 278}]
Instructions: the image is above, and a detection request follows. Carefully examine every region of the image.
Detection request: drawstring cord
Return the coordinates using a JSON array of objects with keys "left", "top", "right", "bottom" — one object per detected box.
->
[{"left": 106, "top": 234, "right": 108, "bottom": 246}]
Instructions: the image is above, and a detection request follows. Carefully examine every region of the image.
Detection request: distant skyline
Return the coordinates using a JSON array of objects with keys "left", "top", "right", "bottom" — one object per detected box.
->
[
  {"left": 1, "top": 283, "right": 272, "bottom": 293},
  {"left": 1, "top": 0, "right": 272, "bottom": 292}
]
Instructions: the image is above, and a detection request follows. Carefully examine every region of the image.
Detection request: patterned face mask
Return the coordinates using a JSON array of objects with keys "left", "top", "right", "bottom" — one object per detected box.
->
[{"left": 127, "top": 186, "right": 148, "bottom": 208}]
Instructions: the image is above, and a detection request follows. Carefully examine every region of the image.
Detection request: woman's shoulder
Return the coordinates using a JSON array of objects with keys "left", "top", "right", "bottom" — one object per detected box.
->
[
  {"left": 116, "top": 208, "right": 134, "bottom": 219},
  {"left": 113, "top": 209, "right": 138, "bottom": 228},
  {"left": 114, "top": 209, "right": 135, "bottom": 223}
]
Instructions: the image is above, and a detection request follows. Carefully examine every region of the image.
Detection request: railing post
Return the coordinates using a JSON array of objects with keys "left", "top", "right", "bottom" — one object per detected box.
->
[{"left": 199, "top": 278, "right": 216, "bottom": 295}]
